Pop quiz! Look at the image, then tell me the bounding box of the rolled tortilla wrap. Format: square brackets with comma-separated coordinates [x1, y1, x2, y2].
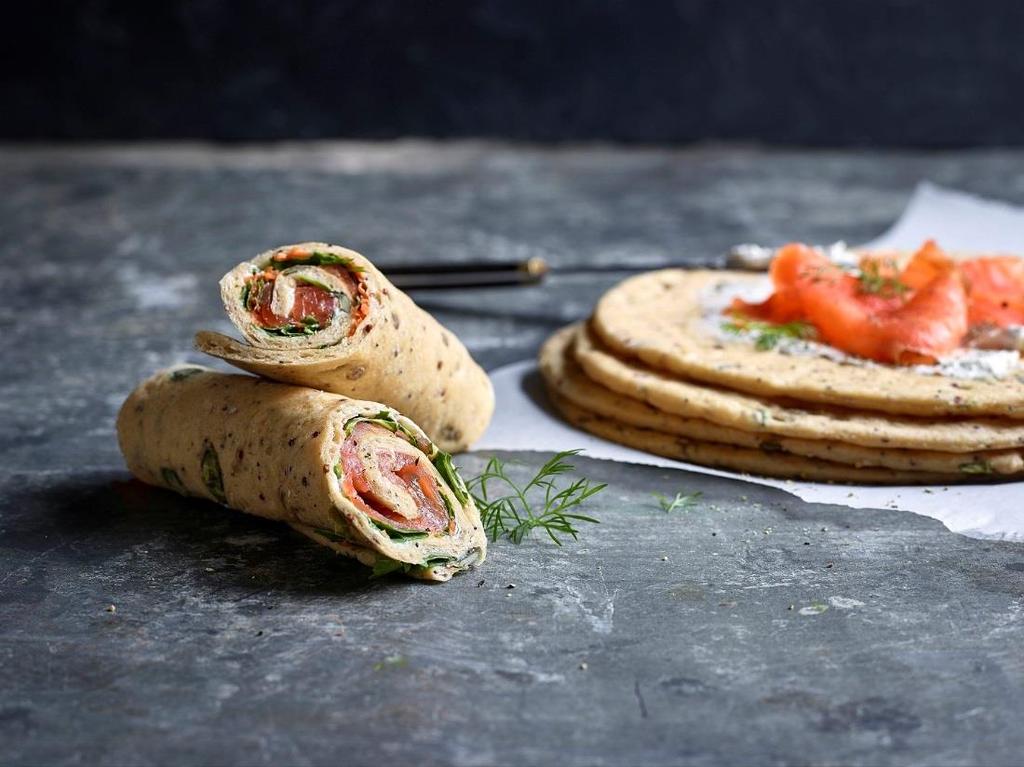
[116, 366, 487, 581]
[195, 242, 494, 453]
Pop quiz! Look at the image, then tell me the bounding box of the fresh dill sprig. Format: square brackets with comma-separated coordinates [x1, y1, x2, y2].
[722, 318, 816, 350]
[653, 490, 703, 513]
[467, 450, 604, 545]
[857, 259, 908, 297]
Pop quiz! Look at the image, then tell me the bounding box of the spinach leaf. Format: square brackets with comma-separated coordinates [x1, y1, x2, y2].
[370, 519, 430, 541]
[169, 367, 204, 382]
[308, 525, 352, 544]
[268, 251, 364, 272]
[370, 559, 412, 579]
[200, 442, 227, 504]
[160, 467, 187, 494]
[370, 555, 455, 579]
[432, 450, 469, 505]
[262, 317, 321, 337]
[960, 460, 994, 475]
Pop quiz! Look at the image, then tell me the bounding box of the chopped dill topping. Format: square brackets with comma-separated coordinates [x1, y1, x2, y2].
[723, 318, 817, 350]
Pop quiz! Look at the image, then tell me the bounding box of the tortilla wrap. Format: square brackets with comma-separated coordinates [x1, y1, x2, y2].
[592, 269, 1024, 418]
[541, 325, 1024, 476]
[547, 391, 969, 485]
[195, 242, 493, 453]
[117, 366, 486, 581]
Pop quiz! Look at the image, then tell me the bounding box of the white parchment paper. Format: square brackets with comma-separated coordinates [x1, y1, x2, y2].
[478, 183, 1024, 541]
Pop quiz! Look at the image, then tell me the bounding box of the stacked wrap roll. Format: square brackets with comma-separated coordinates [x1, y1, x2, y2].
[117, 366, 487, 581]
[195, 242, 494, 453]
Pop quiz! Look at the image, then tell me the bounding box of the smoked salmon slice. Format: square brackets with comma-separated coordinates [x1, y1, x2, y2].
[340, 422, 452, 534]
[730, 241, 975, 365]
[961, 256, 1024, 328]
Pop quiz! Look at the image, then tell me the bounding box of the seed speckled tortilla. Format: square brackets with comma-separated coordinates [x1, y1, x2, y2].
[116, 366, 486, 582]
[195, 242, 493, 453]
[547, 390, 970, 485]
[574, 321, 1024, 453]
[591, 269, 1024, 418]
[541, 324, 1024, 475]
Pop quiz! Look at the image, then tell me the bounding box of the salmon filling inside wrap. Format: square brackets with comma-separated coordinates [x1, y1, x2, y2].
[197, 242, 496, 453]
[116, 367, 486, 581]
[338, 421, 456, 537]
[242, 247, 371, 338]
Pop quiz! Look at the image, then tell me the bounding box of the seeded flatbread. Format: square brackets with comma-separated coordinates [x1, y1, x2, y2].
[541, 325, 1023, 476]
[592, 269, 1024, 418]
[117, 366, 486, 581]
[574, 321, 1024, 453]
[196, 242, 493, 453]
[547, 390, 969, 485]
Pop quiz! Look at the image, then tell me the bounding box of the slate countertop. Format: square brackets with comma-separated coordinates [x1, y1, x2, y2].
[2, 142, 1023, 766]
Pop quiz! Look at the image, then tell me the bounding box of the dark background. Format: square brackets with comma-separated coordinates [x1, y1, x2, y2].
[4, 0, 1024, 146]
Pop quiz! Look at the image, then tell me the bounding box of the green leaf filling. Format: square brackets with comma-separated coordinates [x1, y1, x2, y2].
[243, 277, 264, 312]
[293, 274, 335, 291]
[370, 559, 411, 579]
[262, 316, 321, 337]
[369, 555, 453, 579]
[370, 519, 429, 541]
[169, 367, 204, 382]
[431, 450, 470, 506]
[160, 467, 186, 494]
[309, 526, 351, 544]
[265, 251, 364, 272]
[959, 460, 994, 475]
[345, 410, 399, 436]
[343, 411, 423, 446]
[200, 442, 227, 504]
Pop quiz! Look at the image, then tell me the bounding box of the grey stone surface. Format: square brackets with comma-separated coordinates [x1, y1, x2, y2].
[2, 142, 1024, 765]
[3, 454, 1024, 766]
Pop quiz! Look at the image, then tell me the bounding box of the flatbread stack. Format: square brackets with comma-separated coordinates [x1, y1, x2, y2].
[540, 268, 1024, 484]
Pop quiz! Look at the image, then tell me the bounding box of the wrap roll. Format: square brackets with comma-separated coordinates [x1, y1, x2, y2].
[195, 242, 494, 453]
[116, 366, 487, 581]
